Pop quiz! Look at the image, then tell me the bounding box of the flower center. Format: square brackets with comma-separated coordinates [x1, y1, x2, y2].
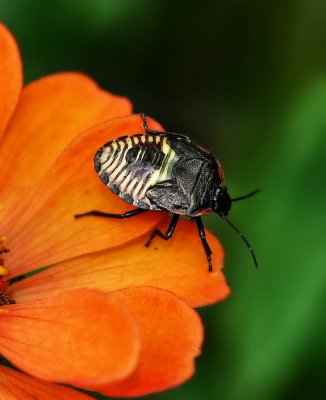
[0, 235, 15, 306]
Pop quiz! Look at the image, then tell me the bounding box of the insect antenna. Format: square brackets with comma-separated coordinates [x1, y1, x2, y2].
[219, 213, 258, 268]
[232, 189, 260, 202]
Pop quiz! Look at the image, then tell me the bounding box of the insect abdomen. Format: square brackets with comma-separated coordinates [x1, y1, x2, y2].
[95, 134, 178, 209]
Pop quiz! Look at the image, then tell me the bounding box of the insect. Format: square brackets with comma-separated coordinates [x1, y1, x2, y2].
[75, 114, 258, 271]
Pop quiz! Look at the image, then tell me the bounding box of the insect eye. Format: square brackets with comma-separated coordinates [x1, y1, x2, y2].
[214, 187, 231, 215]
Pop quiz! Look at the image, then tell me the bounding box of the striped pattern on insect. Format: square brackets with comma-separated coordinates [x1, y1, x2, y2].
[75, 114, 258, 271]
[95, 133, 179, 211]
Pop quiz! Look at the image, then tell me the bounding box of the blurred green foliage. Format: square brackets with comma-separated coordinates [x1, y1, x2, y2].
[1, 0, 325, 399]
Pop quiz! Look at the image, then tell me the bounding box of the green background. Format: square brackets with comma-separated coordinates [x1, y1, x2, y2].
[1, 1, 325, 399]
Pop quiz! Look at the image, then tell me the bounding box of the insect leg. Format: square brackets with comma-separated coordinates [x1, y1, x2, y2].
[140, 113, 164, 136]
[140, 113, 191, 141]
[145, 214, 180, 247]
[195, 217, 213, 272]
[74, 208, 148, 219]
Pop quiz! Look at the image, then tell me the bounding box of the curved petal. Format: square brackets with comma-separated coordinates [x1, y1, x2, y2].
[6, 115, 166, 277]
[13, 219, 230, 308]
[0, 72, 131, 234]
[0, 289, 140, 387]
[96, 287, 204, 397]
[0, 23, 22, 141]
[0, 366, 94, 400]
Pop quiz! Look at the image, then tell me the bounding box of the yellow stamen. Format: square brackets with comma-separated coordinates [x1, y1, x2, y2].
[0, 266, 8, 276]
[0, 235, 9, 254]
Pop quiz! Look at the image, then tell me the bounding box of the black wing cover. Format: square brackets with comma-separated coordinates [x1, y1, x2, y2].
[146, 137, 222, 216]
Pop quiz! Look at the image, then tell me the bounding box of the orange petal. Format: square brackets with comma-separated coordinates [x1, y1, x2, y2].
[13, 218, 230, 308]
[0, 366, 94, 400]
[0, 289, 140, 387]
[6, 115, 166, 277]
[96, 287, 203, 397]
[0, 23, 22, 141]
[0, 72, 131, 234]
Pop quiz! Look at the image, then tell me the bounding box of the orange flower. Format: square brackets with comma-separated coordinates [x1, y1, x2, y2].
[0, 366, 95, 399]
[0, 23, 230, 398]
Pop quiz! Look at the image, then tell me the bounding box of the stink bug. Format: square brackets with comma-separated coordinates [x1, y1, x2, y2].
[75, 114, 258, 271]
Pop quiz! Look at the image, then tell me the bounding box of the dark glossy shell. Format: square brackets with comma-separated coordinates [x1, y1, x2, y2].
[95, 133, 224, 216]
